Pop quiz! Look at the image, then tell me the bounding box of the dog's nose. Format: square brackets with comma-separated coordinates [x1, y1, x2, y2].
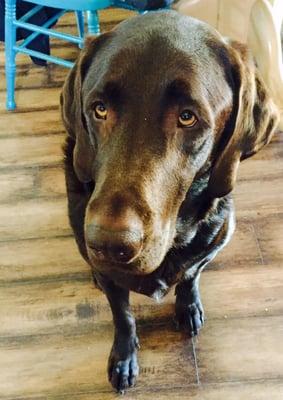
[85, 209, 143, 264]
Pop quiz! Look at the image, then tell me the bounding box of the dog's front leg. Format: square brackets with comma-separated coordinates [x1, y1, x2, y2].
[96, 275, 139, 393]
[174, 271, 204, 337]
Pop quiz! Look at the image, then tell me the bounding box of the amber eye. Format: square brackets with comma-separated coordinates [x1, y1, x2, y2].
[94, 102, 107, 120]
[178, 110, 197, 127]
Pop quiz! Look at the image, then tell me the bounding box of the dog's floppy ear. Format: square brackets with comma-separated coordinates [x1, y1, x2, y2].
[208, 40, 279, 198]
[60, 34, 111, 183]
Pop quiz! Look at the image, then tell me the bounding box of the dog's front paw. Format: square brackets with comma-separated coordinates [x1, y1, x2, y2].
[174, 298, 205, 337]
[108, 336, 140, 393]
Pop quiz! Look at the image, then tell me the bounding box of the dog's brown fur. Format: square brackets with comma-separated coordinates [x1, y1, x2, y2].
[61, 11, 279, 393]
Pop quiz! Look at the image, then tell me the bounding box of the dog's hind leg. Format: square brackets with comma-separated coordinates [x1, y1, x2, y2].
[174, 206, 235, 336]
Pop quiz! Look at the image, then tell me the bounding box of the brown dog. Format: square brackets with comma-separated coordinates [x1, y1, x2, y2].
[61, 10, 279, 393]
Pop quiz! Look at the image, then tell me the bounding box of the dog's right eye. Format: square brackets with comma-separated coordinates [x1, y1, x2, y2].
[93, 102, 107, 120]
[178, 110, 198, 128]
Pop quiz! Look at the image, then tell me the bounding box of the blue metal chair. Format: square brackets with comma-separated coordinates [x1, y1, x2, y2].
[5, 0, 111, 110]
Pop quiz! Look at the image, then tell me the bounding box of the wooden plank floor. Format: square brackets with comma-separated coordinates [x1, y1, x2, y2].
[1, 9, 283, 400]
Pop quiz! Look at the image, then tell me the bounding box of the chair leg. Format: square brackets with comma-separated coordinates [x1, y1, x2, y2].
[75, 11, 84, 49]
[87, 10, 100, 35]
[5, 0, 17, 110]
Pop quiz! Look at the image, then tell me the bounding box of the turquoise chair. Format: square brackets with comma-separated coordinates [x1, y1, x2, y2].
[5, 0, 111, 110]
[5, 0, 172, 110]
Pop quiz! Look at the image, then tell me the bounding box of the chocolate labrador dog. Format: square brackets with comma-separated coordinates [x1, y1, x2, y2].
[61, 10, 279, 393]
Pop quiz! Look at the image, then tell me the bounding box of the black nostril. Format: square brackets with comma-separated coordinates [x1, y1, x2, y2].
[108, 244, 135, 263]
[87, 242, 107, 261]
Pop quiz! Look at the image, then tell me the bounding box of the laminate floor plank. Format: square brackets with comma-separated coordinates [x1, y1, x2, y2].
[0, 134, 64, 168]
[253, 213, 283, 264]
[0, 167, 65, 204]
[196, 316, 283, 384]
[18, 381, 282, 400]
[235, 177, 283, 218]
[0, 324, 196, 398]
[1, 261, 282, 338]
[0, 236, 87, 282]
[0, 88, 61, 113]
[0, 198, 70, 242]
[0, 110, 64, 138]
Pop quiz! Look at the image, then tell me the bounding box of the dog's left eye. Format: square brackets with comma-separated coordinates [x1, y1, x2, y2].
[94, 102, 107, 120]
[178, 110, 198, 127]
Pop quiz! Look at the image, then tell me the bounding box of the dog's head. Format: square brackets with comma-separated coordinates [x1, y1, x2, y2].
[61, 11, 279, 275]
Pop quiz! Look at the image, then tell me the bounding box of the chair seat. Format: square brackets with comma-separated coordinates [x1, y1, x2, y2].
[24, 0, 112, 11]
